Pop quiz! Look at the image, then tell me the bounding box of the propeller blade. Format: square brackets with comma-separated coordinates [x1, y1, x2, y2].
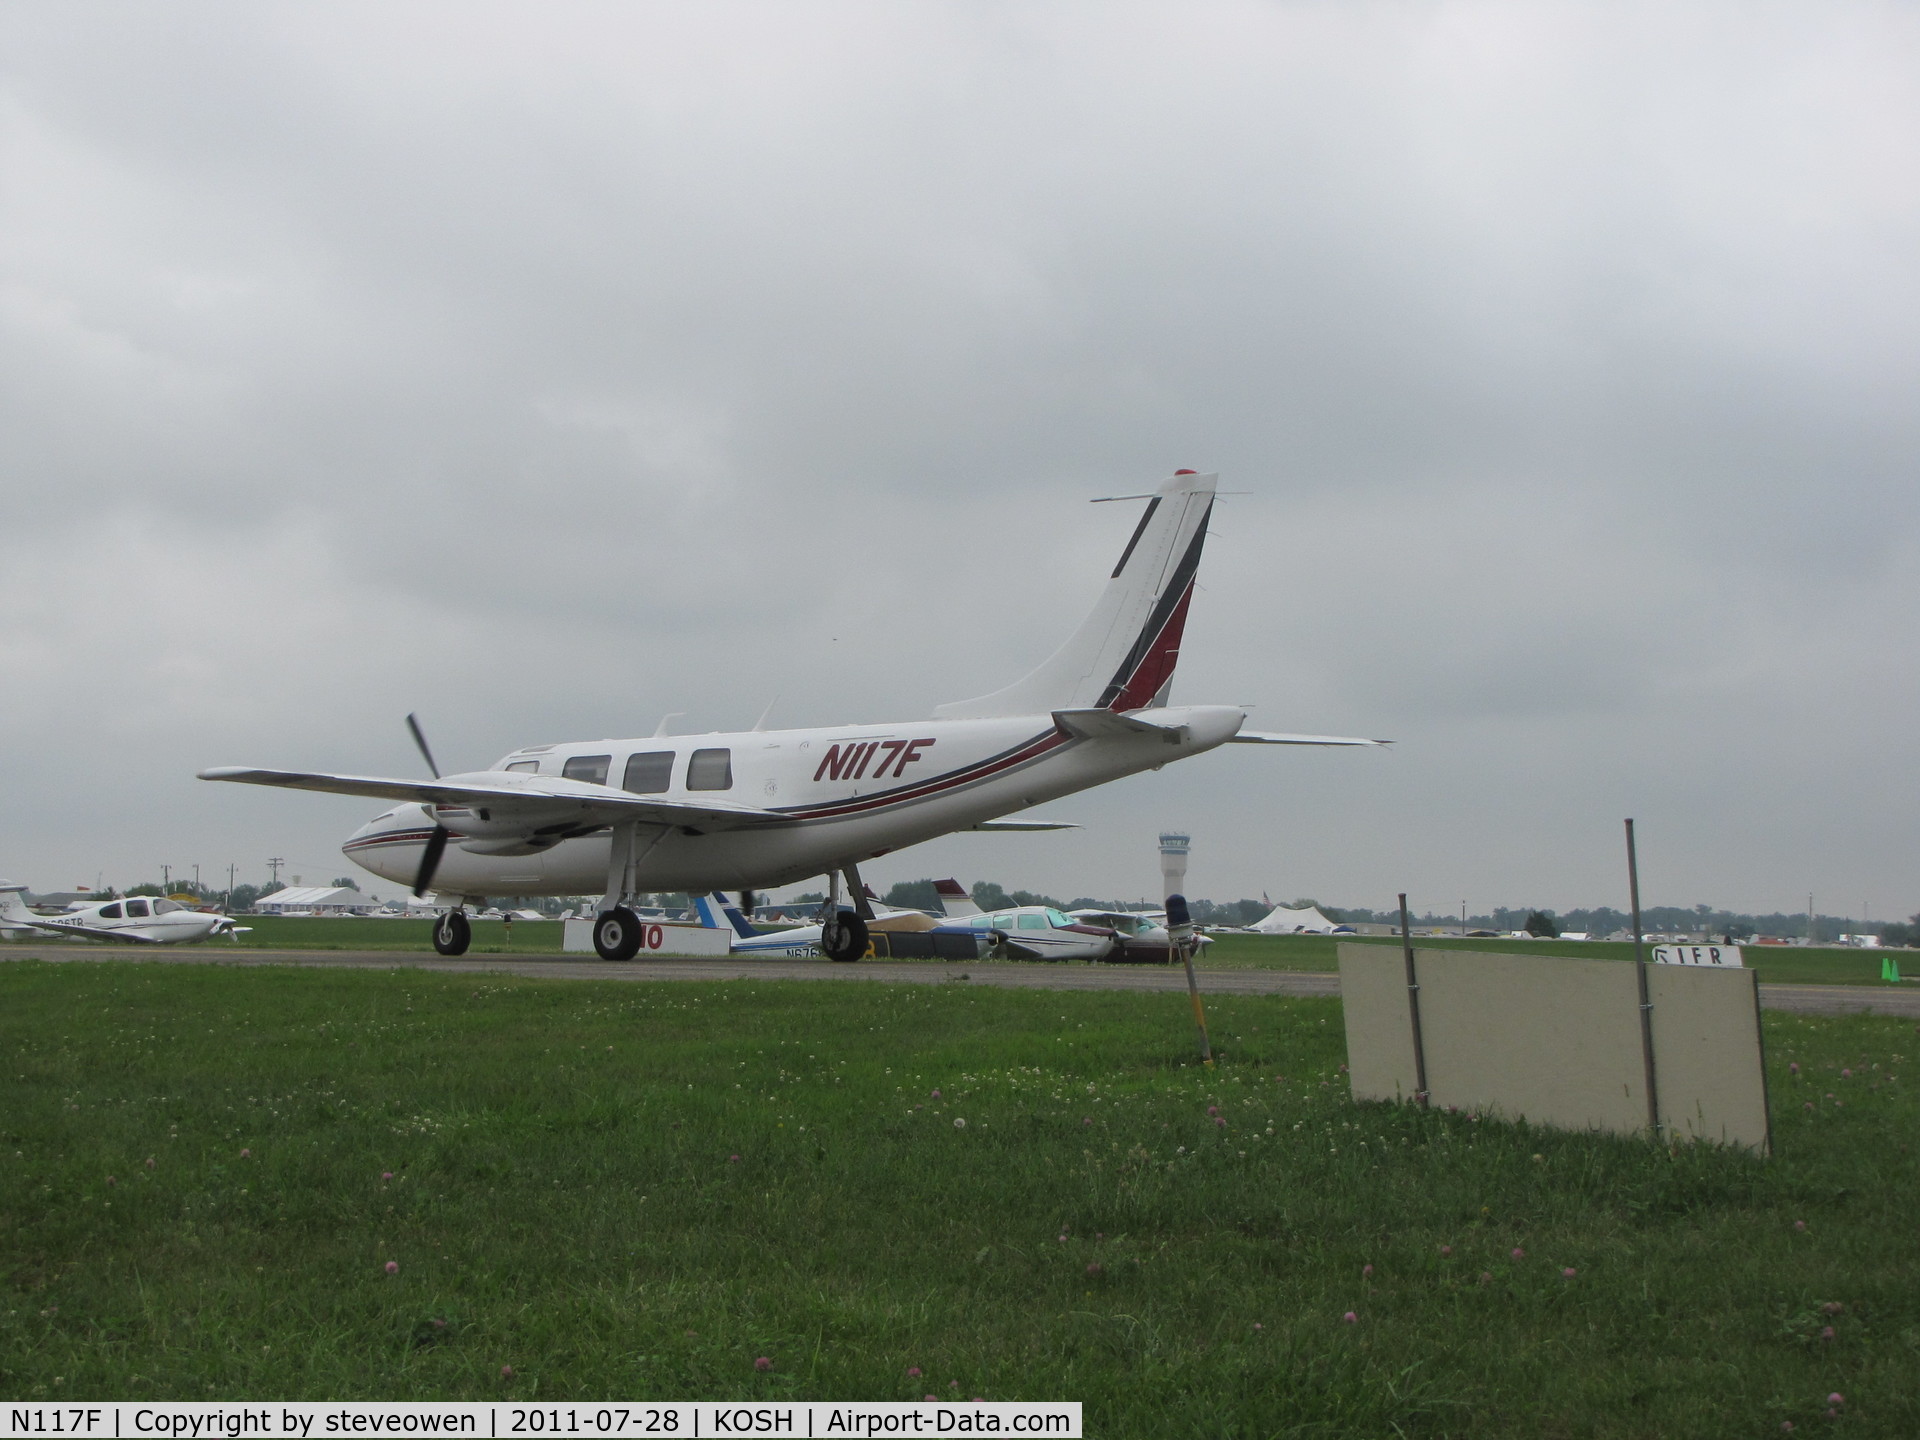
[412, 826, 450, 898]
[739, 890, 757, 918]
[405, 713, 441, 779]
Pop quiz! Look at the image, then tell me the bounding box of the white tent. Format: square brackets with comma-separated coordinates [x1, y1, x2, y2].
[1248, 903, 1339, 934]
[254, 886, 380, 914]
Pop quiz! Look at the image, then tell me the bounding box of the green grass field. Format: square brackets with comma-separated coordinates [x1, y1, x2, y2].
[23, 916, 1909, 987]
[3, 961, 1915, 1434]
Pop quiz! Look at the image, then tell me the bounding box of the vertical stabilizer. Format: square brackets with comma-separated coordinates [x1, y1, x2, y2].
[0, 883, 35, 930]
[933, 879, 982, 917]
[694, 891, 760, 939]
[934, 470, 1216, 719]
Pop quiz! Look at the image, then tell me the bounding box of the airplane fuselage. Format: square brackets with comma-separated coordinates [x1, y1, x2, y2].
[343, 704, 1246, 898]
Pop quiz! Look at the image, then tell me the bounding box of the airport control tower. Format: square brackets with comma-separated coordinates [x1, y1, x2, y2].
[1158, 831, 1190, 901]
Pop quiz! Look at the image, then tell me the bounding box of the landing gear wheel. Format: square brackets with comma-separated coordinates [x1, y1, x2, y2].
[821, 910, 869, 963]
[432, 911, 471, 957]
[594, 906, 644, 962]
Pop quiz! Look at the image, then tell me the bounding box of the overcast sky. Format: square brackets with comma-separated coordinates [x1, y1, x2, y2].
[3, 2, 1915, 919]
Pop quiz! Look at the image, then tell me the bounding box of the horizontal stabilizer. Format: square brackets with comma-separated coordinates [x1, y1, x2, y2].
[1228, 731, 1391, 747]
[964, 819, 1079, 832]
[197, 766, 781, 830]
[1052, 708, 1188, 744]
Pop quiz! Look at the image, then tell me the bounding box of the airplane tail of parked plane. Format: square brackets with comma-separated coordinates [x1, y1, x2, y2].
[691, 891, 760, 939]
[933, 879, 982, 917]
[0, 881, 34, 929]
[933, 469, 1216, 720]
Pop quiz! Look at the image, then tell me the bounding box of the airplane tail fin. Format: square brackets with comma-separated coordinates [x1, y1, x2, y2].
[0, 882, 34, 928]
[933, 879, 982, 917]
[934, 469, 1216, 719]
[693, 890, 760, 940]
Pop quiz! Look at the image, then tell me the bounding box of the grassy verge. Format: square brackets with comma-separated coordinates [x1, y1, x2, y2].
[3, 961, 1915, 1434]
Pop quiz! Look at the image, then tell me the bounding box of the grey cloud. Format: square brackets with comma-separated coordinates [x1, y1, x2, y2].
[2, 2, 1916, 913]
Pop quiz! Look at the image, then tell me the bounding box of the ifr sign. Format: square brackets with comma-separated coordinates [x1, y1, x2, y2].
[1653, 943, 1744, 968]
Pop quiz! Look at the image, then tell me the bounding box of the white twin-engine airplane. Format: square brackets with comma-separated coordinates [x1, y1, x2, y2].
[200, 470, 1385, 962]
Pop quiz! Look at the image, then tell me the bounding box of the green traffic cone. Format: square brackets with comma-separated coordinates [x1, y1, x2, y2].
[1893, 958, 1904, 983]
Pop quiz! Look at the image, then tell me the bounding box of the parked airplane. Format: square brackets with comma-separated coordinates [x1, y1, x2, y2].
[200, 469, 1385, 961]
[686, 890, 974, 958]
[929, 879, 1122, 961]
[1067, 907, 1210, 963]
[0, 883, 249, 945]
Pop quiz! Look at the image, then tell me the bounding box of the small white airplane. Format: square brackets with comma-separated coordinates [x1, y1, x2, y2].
[0, 882, 250, 945]
[1066, 907, 1210, 962]
[929, 878, 1121, 961]
[200, 470, 1385, 961]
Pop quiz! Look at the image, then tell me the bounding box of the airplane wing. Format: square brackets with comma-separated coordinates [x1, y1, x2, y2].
[5, 918, 163, 943]
[197, 767, 783, 830]
[964, 820, 1079, 832]
[1228, 732, 1391, 747]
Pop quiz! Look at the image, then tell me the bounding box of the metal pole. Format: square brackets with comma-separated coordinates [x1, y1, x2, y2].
[1399, 893, 1428, 1101]
[1626, 820, 1644, 966]
[1626, 818, 1660, 1138]
[1167, 894, 1212, 1066]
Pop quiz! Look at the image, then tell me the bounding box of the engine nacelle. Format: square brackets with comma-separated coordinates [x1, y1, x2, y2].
[457, 836, 559, 857]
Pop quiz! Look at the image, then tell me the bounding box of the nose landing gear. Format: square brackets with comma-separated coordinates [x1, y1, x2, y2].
[432, 910, 471, 956]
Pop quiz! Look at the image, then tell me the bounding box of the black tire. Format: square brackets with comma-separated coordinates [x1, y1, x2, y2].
[432, 911, 471, 957]
[821, 909, 869, 963]
[594, 906, 644, 962]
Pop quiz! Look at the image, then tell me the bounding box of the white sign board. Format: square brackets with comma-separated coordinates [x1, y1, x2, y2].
[562, 918, 731, 956]
[1653, 943, 1743, 968]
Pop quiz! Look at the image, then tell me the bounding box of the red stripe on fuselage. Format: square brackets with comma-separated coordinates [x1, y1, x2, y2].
[775, 728, 1066, 821]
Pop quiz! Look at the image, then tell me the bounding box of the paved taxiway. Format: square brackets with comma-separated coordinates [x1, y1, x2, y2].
[4, 945, 1918, 1016]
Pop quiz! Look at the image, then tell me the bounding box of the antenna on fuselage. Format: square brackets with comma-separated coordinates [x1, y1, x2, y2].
[752, 696, 780, 732]
[653, 713, 683, 738]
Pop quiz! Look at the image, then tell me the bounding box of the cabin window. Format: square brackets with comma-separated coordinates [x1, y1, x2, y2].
[686, 748, 732, 791]
[562, 754, 611, 786]
[125, 899, 151, 918]
[504, 760, 539, 774]
[622, 751, 675, 794]
[1018, 913, 1048, 930]
[99, 903, 123, 919]
[992, 914, 1015, 929]
[154, 899, 182, 914]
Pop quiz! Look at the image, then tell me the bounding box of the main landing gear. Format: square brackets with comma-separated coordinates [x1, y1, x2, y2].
[819, 863, 875, 962]
[593, 906, 644, 962]
[432, 910, 471, 957]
